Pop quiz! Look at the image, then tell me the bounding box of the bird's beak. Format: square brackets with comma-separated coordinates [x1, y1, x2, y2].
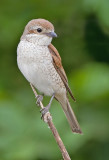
[45, 31, 57, 38]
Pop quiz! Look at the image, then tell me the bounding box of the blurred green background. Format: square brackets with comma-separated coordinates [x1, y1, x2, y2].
[0, 0, 109, 160]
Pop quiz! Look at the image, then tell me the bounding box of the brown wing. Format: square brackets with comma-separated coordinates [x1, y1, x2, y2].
[48, 44, 76, 101]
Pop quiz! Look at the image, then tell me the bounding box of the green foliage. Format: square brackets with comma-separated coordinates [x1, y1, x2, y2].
[0, 0, 109, 160]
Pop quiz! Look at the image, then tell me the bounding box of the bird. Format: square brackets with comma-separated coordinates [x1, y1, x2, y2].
[17, 18, 82, 134]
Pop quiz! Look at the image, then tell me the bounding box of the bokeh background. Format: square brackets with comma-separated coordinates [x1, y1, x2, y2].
[0, 0, 109, 160]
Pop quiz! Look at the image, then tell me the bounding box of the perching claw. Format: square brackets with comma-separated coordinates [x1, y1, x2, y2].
[40, 94, 55, 117]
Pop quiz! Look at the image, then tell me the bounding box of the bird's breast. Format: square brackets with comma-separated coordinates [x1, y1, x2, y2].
[17, 40, 65, 96]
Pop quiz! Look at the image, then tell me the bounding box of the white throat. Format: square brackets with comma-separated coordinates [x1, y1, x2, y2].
[25, 34, 52, 46]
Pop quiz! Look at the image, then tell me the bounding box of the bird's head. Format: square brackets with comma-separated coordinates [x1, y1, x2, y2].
[21, 19, 57, 45]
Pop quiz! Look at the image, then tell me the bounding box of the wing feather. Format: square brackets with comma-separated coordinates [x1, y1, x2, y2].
[48, 44, 76, 101]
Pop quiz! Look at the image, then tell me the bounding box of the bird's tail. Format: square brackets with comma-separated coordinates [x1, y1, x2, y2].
[58, 97, 82, 134]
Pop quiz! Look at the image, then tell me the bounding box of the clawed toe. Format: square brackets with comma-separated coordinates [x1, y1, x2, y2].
[36, 95, 43, 106]
[40, 106, 49, 116]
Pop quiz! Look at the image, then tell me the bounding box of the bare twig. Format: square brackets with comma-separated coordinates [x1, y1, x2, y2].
[30, 83, 71, 160]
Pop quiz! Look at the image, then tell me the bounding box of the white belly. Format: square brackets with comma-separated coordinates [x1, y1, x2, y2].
[17, 40, 64, 96]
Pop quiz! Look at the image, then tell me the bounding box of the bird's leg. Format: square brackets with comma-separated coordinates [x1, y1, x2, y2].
[36, 94, 44, 106]
[40, 93, 55, 116]
[30, 83, 44, 106]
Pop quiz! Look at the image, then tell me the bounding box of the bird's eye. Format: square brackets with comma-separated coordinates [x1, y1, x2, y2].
[37, 28, 42, 33]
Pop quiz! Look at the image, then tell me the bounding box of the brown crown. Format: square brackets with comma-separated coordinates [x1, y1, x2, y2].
[26, 19, 54, 31]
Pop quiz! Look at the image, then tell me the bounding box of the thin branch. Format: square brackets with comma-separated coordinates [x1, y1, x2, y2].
[30, 83, 71, 160]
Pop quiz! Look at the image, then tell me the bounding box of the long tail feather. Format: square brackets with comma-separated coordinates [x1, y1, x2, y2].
[61, 99, 82, 134]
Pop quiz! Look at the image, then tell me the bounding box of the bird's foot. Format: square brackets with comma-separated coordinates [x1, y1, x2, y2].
[40, 105, 50, 116]
[36, 95, 43, 106]
[40, 93, 55, 118]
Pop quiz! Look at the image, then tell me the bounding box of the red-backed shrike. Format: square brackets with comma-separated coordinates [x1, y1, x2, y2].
[17, 19, 82, 134]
